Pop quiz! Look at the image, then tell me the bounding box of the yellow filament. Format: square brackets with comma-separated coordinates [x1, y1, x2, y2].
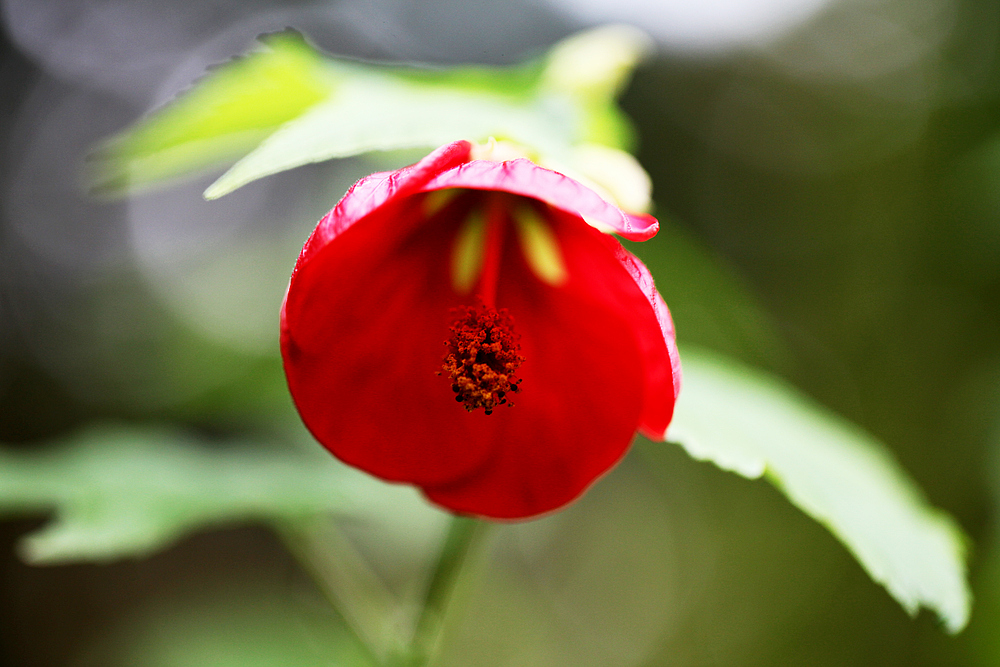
[515, 208, 567, 286]
[451, 212, 485, 293]
[424, 189, 459, 217]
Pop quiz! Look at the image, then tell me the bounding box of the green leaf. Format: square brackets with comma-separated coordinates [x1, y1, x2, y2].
[203, 64, 575, 199]
[538, 24, 653, 150]
[539, 24, 654, 102]
[204, 26, 658, 200]
[88, 26, 652, 199]
[0, 424, 444, 564]
[87, 31, 336, 195]
[666, 348, 971, 633]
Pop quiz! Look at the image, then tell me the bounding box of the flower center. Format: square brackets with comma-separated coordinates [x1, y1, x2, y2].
[439, 301, 524, 415]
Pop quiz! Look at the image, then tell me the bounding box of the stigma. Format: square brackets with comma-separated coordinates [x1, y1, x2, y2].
[440, 301, 524, 415]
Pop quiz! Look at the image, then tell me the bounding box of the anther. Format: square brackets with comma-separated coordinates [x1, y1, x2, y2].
[438, 300, 524, 414]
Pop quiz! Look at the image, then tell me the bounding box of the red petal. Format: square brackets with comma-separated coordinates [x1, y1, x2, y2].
[419, 211, 663, 519]
[418, 159, 659, 241]
[282, 145, 678, 518]
[600, 238, 681, 440]
[299, 140, 472, 259]
[282, 194, 496, 487]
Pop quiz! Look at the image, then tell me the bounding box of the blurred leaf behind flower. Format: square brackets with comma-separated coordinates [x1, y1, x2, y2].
[86, 26, 653, 210]
[0, 424, 447, 565]
[86, 31, 335, 196]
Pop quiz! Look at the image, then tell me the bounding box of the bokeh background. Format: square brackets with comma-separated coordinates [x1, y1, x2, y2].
[1, 0, 999, 665]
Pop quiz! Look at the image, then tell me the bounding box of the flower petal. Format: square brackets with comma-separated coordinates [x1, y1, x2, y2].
[418, 158, 659, 241]
[601, 238, 681, 440]
[282, 144, 677, 519]
[300, 140, 472, 257]
[282, 192, 496, 487]
[419, 211, 660, 518]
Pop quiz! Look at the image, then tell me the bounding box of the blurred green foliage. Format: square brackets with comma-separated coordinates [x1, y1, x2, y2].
[88, 27, 649, 202]
[88, 32, 336, 194]
[75, 575, 376, 667]
[0, 424, 444, 564]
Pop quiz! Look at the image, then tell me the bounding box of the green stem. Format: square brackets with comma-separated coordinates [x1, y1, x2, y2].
[408, 516, 484, 666]
[280, 514, 487, 667]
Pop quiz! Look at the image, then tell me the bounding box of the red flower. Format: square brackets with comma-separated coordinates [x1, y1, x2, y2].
[280, 141, 681, 519]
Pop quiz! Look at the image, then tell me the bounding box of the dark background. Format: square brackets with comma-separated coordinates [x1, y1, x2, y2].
[1, 0, 998, 664]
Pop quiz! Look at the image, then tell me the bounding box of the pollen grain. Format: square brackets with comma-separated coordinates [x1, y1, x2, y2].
[439, 301, 524, 415]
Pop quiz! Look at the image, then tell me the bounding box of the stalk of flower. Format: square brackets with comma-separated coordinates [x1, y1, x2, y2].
[281, 140, 680, 519]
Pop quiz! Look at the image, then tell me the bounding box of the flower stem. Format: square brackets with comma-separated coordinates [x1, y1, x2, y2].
[407, 516, 484, 665]
[282, 514, 488, 667]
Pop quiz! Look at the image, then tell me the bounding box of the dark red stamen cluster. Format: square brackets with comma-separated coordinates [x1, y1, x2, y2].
[440, 301, 524, 415]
